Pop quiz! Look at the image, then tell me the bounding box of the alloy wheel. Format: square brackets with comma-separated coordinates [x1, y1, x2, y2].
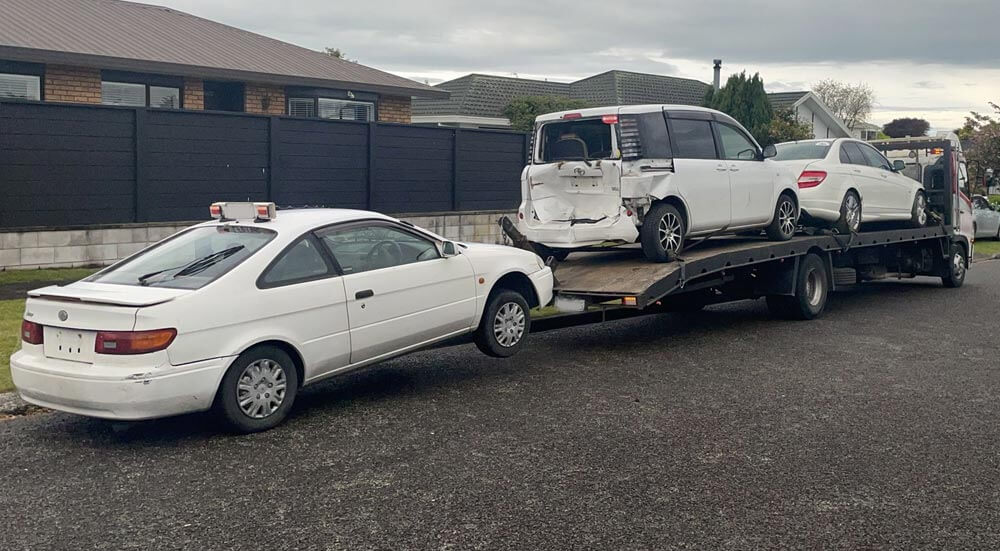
[493, 302, 526, 348]
[778, 200, 797, 237]
[916, 194, 928, 226]
[952, 251, 966, 281]
[237, 359, 287, 419]
[658, 212, 683, 254]
[845, 194, 861, 232]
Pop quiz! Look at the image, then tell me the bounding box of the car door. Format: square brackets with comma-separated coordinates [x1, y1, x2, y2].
[859, 143, 910, 216]
[714, 122, 772, 226]
[317, 222, 477, 365]
[666, 116, 731, 232]
[842, 141, 887, 216]
[257, 234, 351, 381]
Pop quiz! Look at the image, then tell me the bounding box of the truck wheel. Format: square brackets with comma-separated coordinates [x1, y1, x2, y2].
[766, 253, 829, 320]
[765, 194, 798, 241]
[835, 191, 862, 234]
[474, 290, 531, 358]
[216, 345, 299, 434]
[909, 191, 929, 227]
[641, 203, 685, 262]
[941, 245, 967, 288]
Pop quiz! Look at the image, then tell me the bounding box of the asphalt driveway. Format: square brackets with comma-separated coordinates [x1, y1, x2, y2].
[1, 262, 999, 550]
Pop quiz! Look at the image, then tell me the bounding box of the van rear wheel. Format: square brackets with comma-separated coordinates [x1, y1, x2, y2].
[641, 203, 685, 262]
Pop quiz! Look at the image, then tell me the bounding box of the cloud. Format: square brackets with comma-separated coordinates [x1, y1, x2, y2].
[913, 81, 945, 89]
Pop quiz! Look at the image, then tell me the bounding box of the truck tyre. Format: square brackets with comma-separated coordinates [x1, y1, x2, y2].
[909, 191, 929, 228]
[765, 194, 798, 241]
[216, 345, 299, 434]
[835, 191, 862, 234]
[941, 244, 967, 288]
[641, 203, 685, 262]
[766, 253, 829, 320]
[474, 290, 531, 358]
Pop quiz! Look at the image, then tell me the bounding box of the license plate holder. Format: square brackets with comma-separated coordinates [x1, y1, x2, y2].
[44, 327, 96, 364]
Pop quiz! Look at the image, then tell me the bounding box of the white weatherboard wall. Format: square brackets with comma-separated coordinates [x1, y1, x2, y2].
[0, 211, 516, 270]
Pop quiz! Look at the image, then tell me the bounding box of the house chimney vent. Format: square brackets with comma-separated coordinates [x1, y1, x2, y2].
[713, 59, 722, 91]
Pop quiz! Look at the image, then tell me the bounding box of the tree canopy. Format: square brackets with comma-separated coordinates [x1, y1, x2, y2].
[960, 102, 1000, 193]
[768, 108, 815, 144]
[502, 96, 590, 132]
[811, 80, 875, 130]
[883, 118, 930, 138]
[704, 72, 773, 144]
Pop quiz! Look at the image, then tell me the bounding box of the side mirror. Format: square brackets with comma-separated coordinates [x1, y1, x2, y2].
[441, 241, 459, 257]
[761, 144, 777, 159]
[892, 159, 906, 172]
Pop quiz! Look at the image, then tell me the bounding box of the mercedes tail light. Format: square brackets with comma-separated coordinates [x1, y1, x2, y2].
[21, 320, 43, 345]
[95, 329, 177, 355]
[797, 170, 827, 189]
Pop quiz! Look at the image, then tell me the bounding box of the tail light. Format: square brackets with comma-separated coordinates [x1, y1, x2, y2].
[601, 114, 619, 124]
[797, 170, 827, 189]
[561, 113, 582, 120]
[95, 329, 177, 355]
[21, 320, 43, 345]
[209, 203, 223, 218]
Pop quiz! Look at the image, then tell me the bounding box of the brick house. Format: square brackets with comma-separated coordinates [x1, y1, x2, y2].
[0, 0, 444, 122]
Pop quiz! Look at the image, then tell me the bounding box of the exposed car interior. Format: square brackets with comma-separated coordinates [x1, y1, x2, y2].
[541, 119, 614, 161]
[320, 225, 440, 274]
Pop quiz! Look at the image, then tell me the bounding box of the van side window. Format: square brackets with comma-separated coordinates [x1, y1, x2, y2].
[670, 119, 717, 160]
[622, 112, 671, 159]
[716, 123, 758, 160]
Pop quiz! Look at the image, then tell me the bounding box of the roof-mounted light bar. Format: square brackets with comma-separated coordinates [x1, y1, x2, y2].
[209, 202, 277, 222]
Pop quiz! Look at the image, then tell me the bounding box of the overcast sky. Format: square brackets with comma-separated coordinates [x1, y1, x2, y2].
[159, 0, 999, 131]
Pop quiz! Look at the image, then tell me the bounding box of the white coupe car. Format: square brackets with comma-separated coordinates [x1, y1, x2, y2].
[771, 138, 929, 233]
[11, 203, 553, 432]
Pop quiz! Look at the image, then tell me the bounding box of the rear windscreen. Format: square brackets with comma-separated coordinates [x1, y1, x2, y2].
[538, 118, 614, 162]
[773, 142, 832, 160]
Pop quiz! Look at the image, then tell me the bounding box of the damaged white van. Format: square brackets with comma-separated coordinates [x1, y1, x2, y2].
[516, 105, 801, 262]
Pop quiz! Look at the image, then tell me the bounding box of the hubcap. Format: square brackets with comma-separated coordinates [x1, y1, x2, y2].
[493, 302, 526, 348]
[916, 194, 927, 226]
[658, 213, 683, 253]
[953, 252, 965, 281]
[779, 200, 797, 236]
[845, 194, 861, 231]
[805, 269, 823, 307]
[237, 359, 287, 419]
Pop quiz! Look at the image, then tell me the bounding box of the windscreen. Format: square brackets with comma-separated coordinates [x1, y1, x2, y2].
[538, 118, 615, 162]
[773, 141, 833, 161]
[86, 225, 276, 289]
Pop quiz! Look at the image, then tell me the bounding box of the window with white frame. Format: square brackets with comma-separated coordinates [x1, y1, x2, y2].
[0, 73, 41, 100]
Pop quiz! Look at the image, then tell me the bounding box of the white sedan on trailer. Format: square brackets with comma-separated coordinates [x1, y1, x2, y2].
[11, 203, 553, 432]
[771, 138, 929, 233]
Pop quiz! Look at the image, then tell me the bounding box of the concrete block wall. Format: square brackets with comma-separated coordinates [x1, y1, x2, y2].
[0, 223, 191, 270]
[0, 211, 515, 270]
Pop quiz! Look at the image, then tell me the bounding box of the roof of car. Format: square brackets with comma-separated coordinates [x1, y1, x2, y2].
[196, 208, 396, 236]
[535, 104, 721, 123]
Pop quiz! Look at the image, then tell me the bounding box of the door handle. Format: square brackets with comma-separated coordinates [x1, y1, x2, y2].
[355, 289, 374, 299]
[716, 164, 728, 172]
[729, 164, 740, 172]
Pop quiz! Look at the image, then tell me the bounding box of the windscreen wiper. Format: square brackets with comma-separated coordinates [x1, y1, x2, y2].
[137, 245, 245, 286]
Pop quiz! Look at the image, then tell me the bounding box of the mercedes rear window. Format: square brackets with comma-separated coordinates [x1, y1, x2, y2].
[538, 118, 615, 162]
[773, 142, 833, 160]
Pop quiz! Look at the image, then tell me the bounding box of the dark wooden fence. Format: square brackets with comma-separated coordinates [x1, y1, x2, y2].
[0, 101, 528, 229]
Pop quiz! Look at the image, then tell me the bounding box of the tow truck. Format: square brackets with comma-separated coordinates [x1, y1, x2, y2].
[501, 138, 973, 331]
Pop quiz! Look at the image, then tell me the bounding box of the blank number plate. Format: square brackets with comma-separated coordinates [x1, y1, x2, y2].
[44, 327, 96, 364]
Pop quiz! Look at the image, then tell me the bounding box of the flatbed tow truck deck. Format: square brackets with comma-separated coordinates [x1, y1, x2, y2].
[552, 226, 951, 308]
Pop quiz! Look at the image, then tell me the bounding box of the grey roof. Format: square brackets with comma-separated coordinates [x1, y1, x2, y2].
[0, 0, 445, 98]
[572, 70, 710, 106]
[414, 70, 710, 118]
[412, 74, 569, 117]
[767, 92, 810, 110]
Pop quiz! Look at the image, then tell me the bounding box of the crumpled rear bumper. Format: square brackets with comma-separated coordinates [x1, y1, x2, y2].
[516, 207, 639, 248]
